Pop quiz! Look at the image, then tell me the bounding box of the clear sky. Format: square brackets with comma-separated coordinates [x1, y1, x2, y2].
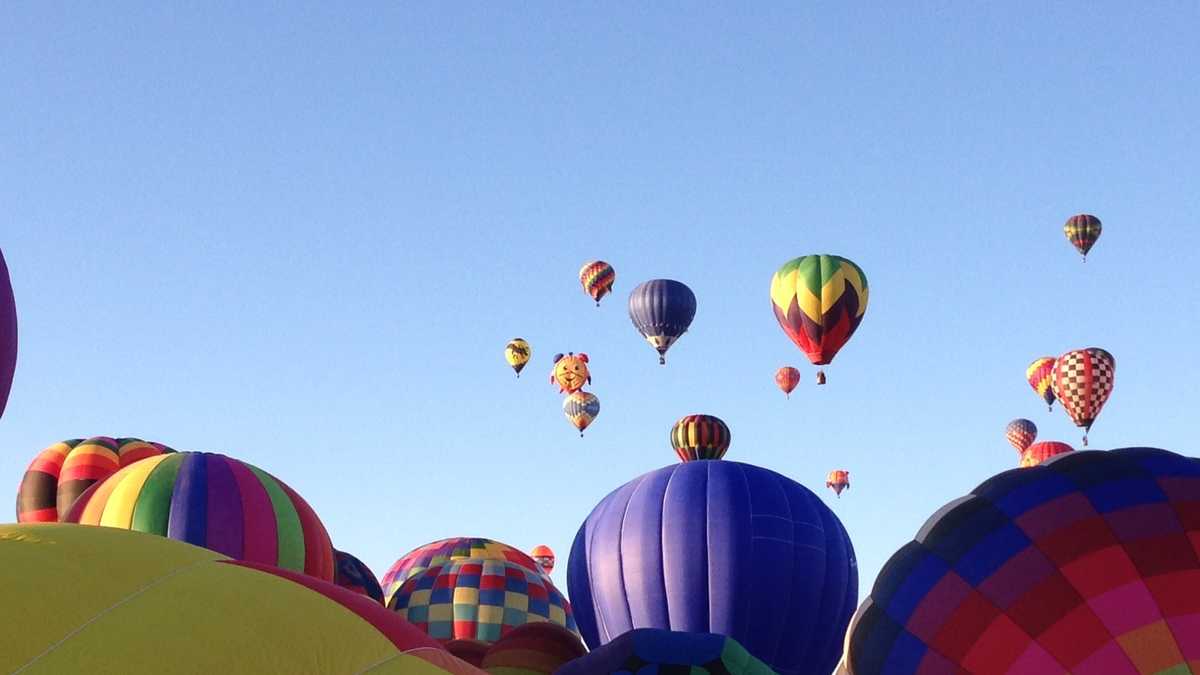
[2, 4, 1198, 603]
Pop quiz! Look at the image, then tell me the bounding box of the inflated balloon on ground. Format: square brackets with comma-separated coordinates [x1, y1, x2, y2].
[16, 437, 174, 523]
[845, 447, 1200, 674]
[568, 458, 857, 675]
[63, 451, 335, 581]
[0, 523, 481, 674]
[556, 629, 774, 675]
[387, 558, 578, 645]
[335, 549, 385, 604]
[381, 538, 543, 606]
[1019, 440, 1074, 468]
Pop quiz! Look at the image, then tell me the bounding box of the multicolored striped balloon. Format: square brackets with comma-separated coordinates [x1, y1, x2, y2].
[63, 451, 335, 581]
[381, 538, 543, 607]
[770, 255, 868, 382]
[16, 437, 174, 523]
[670, 414, 731, 462]
[387, 557, 578, 645]
[775, 366, 801, 398]
[563, 390, 600, 436]
[1026, 357, 1057, 411]
[579, 261, 615, 306]
[1019, 440, 1074, 468]
[826, 469, 850, 497]
[1004, 418, 1037, 453]
[335, 549, 385, 604]
[1064, 213, 1102, 261]
[1051, 347, 1116, 446]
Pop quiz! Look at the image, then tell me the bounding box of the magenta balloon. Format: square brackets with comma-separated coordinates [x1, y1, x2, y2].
[0, 248, 16, 419]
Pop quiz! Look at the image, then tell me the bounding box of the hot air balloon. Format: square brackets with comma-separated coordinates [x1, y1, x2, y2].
[669, 414, 731, 462]
[556, 629, 774, 675]
[335, 549, 385, 604]
[481, 622, 586, 675]
[63, 451, 336, 581]
[827, 469, 850, 497]
[505, 338, 531, 378]
[0, 248, 15, 420]
[550, 353, 590, 394]
[1051, 347, 1115, 446]
[563, 391, 600, 436]
[387, 558, 578, 645]
[775, 366, 801, 398]
[568, 459, 857, 675]
[380, 538, 543, 607]
[1026, 357, 1057, 411]
[770, 255, 868, 384]
[531, 544, 555, 574]
[844, 447, 1199, 675]
[628, 279, 696, 365]
[0, 523, 479, 675]
[1018, 440, 1074, 468]
[16, 437, 174, 523]
[579, 261, 615, 306]
[1064, 213, 1102, 261]
[1004, 418, 1037, 453]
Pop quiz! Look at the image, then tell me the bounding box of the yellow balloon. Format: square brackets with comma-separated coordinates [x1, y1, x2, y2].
[505, 338, 531, 378]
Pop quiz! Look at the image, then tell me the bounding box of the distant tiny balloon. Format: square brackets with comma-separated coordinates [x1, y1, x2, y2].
[1064, 213, 1102, 261]
[505, 338, 531, 378]
[775, 366, 800, 398]
[1005, 418, 1037, 453]
[563, 391, 600, 436]
[826, 470, 850, 497]
[579, 261, 616, 306]
[531, 544, 555, 574]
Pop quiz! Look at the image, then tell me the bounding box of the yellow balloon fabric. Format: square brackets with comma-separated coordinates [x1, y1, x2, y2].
[0, 523, 463, 674]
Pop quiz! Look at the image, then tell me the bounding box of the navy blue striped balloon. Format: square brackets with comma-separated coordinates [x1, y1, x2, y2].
[628, 279, 696, 364]
[567, 460, 858, 675]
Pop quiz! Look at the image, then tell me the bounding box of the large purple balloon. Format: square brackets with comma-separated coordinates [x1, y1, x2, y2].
[567, 459, 857, 675]
[0, 248, 16, 419]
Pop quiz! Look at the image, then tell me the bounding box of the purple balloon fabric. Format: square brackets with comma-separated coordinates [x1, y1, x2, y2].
[0, 249, 16, 419]
[567, 459, 858, 675]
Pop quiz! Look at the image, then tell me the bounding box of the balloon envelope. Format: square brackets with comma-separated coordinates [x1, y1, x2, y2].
[0, 248, 15, 420]
[579, 261, 616, 305]
[531, 544, 555, 574]
[556, 629, 775, 675]
[1005, 418, 1038, 453]
[1019, 440, 1074, 468]
[563, 391, 600, 435]
[335, 549, 385, 604]
[670, 414, 731, 462]
[63, 451, 335, 581]
[1064, 213, 1102, 259]
[0, 523, 481, 674]
[770, 255, 868, 366]
[505, 339, 531, 377]
[845, 447, 1200, 674]
[1026, 357, 1057, 410]
[381, 538, 543, 606]
[775, 366, 801, 397]
[628, 279, 697, 364]
[387, 558, 578, 645]
[568, 459, 857, 675]
[1051, 347, 1115, 445]
[827, 470, 850, 497]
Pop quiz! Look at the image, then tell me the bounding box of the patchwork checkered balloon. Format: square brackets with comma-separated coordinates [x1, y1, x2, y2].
[1026, 357, 1057, 411]
[1051, 347, 1115, 446]
[381, 538, 542, 607]
[846, 447, 1200, 674]
[387, 557, 579, 645]
[1064, 213, 1102, 260]
[1005, 418, 1037, 453]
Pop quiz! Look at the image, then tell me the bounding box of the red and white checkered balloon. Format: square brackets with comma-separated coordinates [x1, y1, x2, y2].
[1051, 347, 1115, 446]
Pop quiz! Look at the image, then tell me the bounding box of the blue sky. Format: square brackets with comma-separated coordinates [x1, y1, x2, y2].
[2, 4, 1198, 603]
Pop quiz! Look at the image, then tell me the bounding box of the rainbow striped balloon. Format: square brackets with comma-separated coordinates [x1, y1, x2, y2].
[669, 414, 731, 462]
[63, 451, 335, 581]
[16, 437, 174, 523]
